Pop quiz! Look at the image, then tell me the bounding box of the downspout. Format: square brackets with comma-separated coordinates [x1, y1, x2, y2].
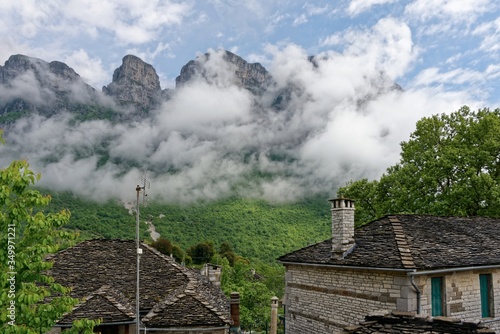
[408, 271, 421, 314]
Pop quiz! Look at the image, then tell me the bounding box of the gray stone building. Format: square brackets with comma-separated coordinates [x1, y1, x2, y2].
[47, 239, 234, 333]
[279, 198, 500, 333]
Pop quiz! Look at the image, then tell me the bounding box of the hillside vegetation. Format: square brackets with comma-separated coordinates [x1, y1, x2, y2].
[46, 191, 333, 262]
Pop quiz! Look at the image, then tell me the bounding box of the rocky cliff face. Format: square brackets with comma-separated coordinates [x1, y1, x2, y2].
[0, 54, 97, 115]
[102, 55, 163, 110]
[175, 50, 272, 94]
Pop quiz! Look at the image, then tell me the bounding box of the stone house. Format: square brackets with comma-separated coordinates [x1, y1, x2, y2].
[278, 198, 500, 334]
[47, 239, 236, 333]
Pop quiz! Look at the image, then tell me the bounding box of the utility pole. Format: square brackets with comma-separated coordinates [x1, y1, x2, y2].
[135, 174, 149, 334]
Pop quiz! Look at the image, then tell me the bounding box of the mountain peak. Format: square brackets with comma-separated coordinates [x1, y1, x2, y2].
[0, 54, 96, 118]
[102, 55, 162, 110]
[175, 50, 272, 94]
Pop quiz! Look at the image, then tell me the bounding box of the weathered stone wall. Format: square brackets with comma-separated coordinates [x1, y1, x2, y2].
[417, 268, 500, 332]
[284, 265, 414, 334]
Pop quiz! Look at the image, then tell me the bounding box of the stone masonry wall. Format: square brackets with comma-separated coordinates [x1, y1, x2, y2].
[284, 265, 414, 334]
[417, 268, 500, 332]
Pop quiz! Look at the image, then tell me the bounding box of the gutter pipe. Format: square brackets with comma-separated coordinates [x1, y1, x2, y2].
[408, 271, 421, 314]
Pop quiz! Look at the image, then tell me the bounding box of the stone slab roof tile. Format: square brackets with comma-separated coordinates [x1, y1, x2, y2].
[279, 215, 500, 270]
[48, 239, 229, 327]
[343, 312, 495, 334]
[143, 294, 229, 328]
[58, 285, 135, 324]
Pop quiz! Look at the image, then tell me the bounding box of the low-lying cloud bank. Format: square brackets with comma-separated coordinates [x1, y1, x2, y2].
[0, 19, 484, 203]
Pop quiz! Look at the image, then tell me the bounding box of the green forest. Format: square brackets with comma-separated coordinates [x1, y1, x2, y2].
[45, 191, 333, 263]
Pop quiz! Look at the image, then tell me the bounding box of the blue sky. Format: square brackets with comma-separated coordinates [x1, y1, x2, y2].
[1, 0, 499, 106]
[1, 0, 500, 201]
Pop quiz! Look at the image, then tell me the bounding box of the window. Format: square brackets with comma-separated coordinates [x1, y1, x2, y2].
[431, 277, 445, 316]
[480, 274, 494, 318]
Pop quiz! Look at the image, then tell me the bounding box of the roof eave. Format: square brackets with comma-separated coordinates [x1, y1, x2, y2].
[408, 264, 500, 276]
[279, 260, 415, 272]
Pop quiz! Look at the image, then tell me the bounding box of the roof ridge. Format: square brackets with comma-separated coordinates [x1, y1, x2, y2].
[388, 216, 416, 269]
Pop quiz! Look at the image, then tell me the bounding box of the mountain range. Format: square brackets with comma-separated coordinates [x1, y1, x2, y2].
[0, 50, 403, 203]
[0, 51, 275, 119]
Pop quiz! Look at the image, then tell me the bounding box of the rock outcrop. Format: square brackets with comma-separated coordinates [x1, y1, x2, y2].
[0, 54, 97, 116]
[175, 50, 272, 95]
[102, 55, 162, 110]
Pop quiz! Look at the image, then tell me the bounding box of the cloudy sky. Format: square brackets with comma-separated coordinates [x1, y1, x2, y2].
[1, 0, 498, 98]
[1, 0, 499, 203]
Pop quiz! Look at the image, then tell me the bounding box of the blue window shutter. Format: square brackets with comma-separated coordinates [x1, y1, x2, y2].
[431, 277, 443, 316]
[480, 274, 492, 318]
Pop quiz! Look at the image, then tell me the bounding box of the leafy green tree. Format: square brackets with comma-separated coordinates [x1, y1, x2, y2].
[150, 238, 187, 263]
[338, 179, 380, 227]
[171, 244, 187, 264]
[0, 132, 98, 333]
[150, 238, 173, 255]
[218, 241, 237, 266]
[220, 259, 273, 331]
[339, 106, 500, 225]
[187, 242, 215, 265]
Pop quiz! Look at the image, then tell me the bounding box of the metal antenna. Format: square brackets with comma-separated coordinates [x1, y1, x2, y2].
[135, 172, 150, 334]
[140, 173, 150, 206]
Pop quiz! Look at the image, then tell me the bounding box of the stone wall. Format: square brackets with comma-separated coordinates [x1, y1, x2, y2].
[284, 265, 415, 334]
[417, 268, 500, 332]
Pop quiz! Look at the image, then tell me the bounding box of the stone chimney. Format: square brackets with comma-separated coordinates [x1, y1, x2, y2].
[329, 198, 355, 259]
[270, 296, 279, 334]
[200, 263, 222, 287]
[230, 292, 241, 333]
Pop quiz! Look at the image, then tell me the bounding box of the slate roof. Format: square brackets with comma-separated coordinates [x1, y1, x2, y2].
[278, 215, 500, 270]
[57, 285, 135, 325]
[343, 311, 495, 334]
[47, 239, 230, 328]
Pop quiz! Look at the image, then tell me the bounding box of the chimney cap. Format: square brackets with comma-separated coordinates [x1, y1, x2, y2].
[328, 197, 354, 202]
[328, 197, 355, 209]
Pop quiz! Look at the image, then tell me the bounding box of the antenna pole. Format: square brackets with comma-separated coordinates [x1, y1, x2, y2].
[135, 184, 141, 334]
[135, 172, 150, 334]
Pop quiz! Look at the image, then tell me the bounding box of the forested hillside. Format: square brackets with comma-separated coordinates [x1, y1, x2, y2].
[46, 191, 332, 262]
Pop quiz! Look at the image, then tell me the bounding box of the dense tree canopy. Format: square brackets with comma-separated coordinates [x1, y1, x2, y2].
[338, 106, 500, 225]
[187, 241, 216, 265]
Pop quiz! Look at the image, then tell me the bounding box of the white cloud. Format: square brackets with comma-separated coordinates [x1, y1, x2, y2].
[318, 18, 415, 80]
[413, 67, 486, 87]
[64, 50, 109, 88]
[405, 0, 493, 22]
[347, 0, 399, 16]
[0, 0, 191, 46]
[293, 14, 308, 26]
[473, 17, 500, 53]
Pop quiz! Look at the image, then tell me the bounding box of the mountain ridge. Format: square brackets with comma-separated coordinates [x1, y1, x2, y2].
[0, 50, 273, 117]
[0, 49, 405, 204]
